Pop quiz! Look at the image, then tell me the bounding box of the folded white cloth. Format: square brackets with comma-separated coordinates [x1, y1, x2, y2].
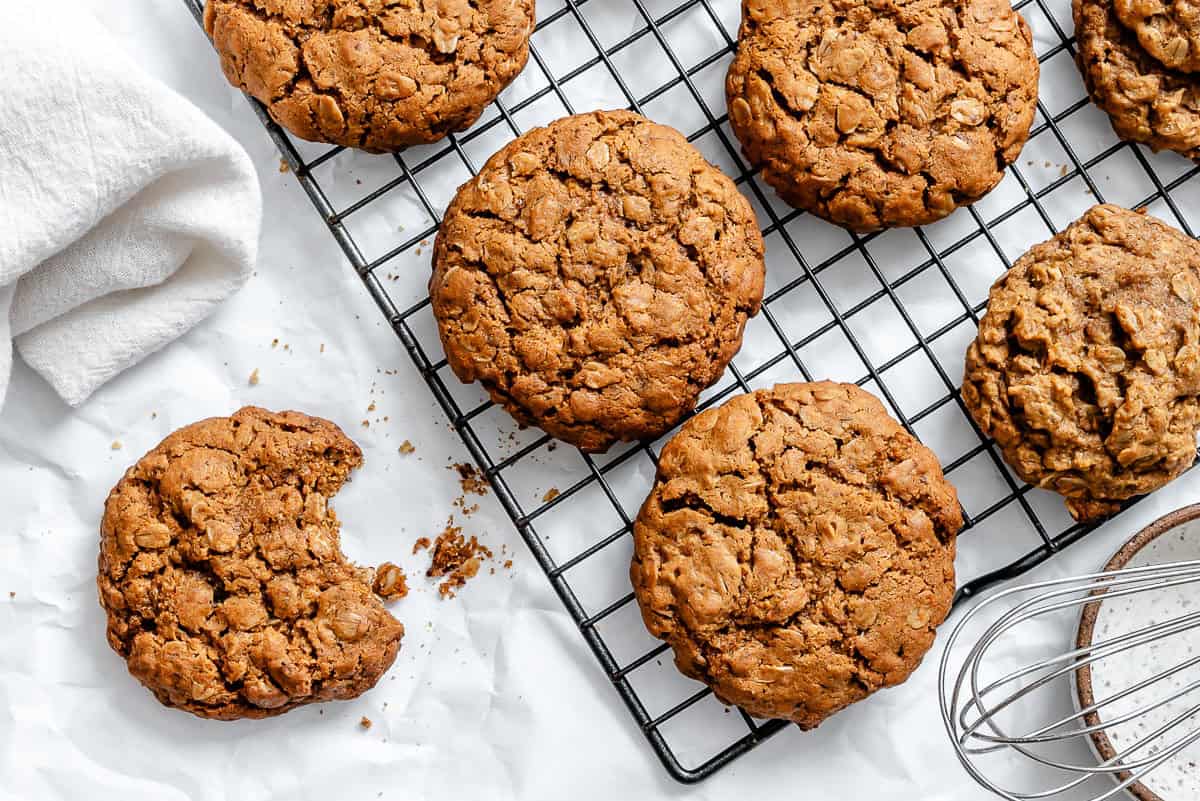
[0, 2, 261, 407]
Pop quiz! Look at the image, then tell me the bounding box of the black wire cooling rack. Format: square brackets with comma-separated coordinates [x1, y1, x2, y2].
[185, 0, 1200, 783]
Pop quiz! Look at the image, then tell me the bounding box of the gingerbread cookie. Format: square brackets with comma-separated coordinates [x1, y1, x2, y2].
[430, 110, 766, 453]
[631, 382, 960, 727]
[726, 0, 1039, 231]
[1077, 0, 1200, 160]
[98, 407, 404, 719]
[964, 205, 1200, 522]
[204, 0, 534, 151]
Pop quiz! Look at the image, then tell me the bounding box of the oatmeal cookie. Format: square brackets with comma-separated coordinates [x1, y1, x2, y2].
[204, 0, 534, 151]
[430, 110, 766, 453]
[963, 205, 1200, 522]
[98, 407, 404, 719]
[725, 0, 1039, 231]
[1076, 0, 1200, 160]
[631, 382, 960, 727]
[1114, 0, 1200, 72]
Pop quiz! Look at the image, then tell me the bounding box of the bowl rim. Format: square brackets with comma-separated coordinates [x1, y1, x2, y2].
[1075, 503, 1200, 801]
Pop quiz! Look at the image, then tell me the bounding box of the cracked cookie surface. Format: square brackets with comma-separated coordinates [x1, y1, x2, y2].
[430, 110, 766, 453]
[631, 382, 960, 727]
[203, 0, 534, 151]
[1077, 0, 1200, 160]
[725, 0, 1038, 231]
[1114, 0, 1200, 72]
[98, 407, 404, 720]
[963, 205, 1200, 522]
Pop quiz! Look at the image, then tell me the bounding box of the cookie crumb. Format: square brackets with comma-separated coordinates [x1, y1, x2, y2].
[542, 487, 560, 503]
[360, 716, 372, 730]
[320, 343, 326, 353]
[373, 562, 409, 601]
[399, 440, 415, 455]
[279, 159, 290, 173]
[451, 462, 489, 496]
[412, 537, 431, 554]
[362, 420, 370, 428]
[111, 441, 122, 451]
[453, 500, 480, 516]
[249, 368, 260, 386]
[367, 401, 377, 413]
[504, 560, 512, 570]
[425, 520, 492, 599]
[271, 338, 279, 348]
[8, 592, 14, 599]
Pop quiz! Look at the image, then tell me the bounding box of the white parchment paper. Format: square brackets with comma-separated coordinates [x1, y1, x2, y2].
[3, 1, 1200, 799]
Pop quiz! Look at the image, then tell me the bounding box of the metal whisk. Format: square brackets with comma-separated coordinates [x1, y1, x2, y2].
[939, 559, 1200, 801]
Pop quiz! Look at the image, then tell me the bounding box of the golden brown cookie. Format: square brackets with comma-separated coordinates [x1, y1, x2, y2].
[963, 205, 1200, 522]
[98, 407, 404, 720]
[631, 382, 960, 727]
[1076, 0, 1200, 160]
[430, 110, 766, 453]
[1114, 0, 1200, 72]
[203, 0, 534, 152]
[725, 0, 1039, 231]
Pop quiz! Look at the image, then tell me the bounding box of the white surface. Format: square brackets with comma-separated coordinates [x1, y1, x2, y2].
[3, 1, 1200, 800]
[0, 2, 259, 407]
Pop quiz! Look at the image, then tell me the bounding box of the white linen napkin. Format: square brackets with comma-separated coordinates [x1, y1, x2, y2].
[0, 1, 261, 407]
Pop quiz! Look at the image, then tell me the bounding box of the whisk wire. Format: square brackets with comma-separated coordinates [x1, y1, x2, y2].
[959, 605, 1200, 748]
[953, 575, 1200, 751]
[939, 559, 1200, 801]
[997, 655, 1200, 749]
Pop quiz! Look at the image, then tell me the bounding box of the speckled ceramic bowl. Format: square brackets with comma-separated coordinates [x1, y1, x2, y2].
[1075, 504, 1200, 801]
